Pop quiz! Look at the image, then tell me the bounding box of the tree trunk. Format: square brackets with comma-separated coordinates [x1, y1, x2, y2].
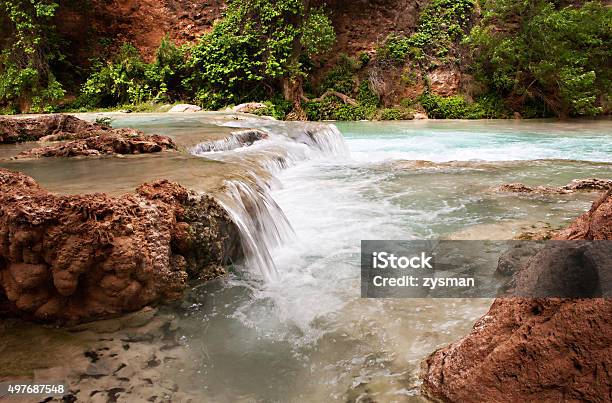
[282, 77, 307, 121]
[282, 0, 310, 121]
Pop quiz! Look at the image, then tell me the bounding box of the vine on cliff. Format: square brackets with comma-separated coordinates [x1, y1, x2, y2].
[377, 0, 476, 66]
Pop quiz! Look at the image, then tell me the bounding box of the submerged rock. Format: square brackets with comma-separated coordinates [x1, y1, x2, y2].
[420, 190, 612, 402]
[497, 178, 612, 194]
[0, 169, 241, 323]
[168, 104, 202, 113]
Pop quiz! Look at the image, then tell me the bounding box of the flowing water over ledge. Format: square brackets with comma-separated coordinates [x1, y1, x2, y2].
[1, 115, 611, 401]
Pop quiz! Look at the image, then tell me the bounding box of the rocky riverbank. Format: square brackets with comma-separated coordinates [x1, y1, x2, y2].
[420, 190, 612, 402]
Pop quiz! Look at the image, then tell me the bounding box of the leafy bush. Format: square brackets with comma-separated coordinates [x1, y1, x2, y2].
[467, 0, 611, 116]
[419, 93, 469, 118]
[356, 81, 380, 108]
[253, 97, 293, 120]
[0, 0, 66, 112]
[186, 0, 335, 109]
[304, 96, 370, 121]
[321, 54, 360, 94]
[419, 93, 508, 119]
[379, 108, 414, 120]
[78, 39, 189, 108]
[79, 44, 154, 107]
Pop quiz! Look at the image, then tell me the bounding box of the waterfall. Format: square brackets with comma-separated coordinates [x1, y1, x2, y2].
[215, 177, 294, 281]
[190, 129, 269, 153]
[294, 124, 350, 157]
[191, 120, 349, 280]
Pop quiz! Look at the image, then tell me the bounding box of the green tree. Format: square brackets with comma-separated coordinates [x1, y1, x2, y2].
[0, 0, 65, 112]
[467, 0, 611, 117]
[186, 0, 335, 116]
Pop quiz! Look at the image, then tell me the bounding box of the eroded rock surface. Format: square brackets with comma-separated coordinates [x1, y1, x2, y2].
[555, 189, 612, 240]
[14, 132, 176, 159]
[420, 190, 612, 402]
[0, 114, 106, 143]
[1, 114, 177, 158]
[497, 178, 612, 194]
[0, 169, 240, 323]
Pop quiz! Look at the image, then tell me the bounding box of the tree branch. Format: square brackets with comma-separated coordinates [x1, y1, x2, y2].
[301, 90, 358, 106]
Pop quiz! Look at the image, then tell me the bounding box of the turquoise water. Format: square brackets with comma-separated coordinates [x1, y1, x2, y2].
[338, 120, 612, 163]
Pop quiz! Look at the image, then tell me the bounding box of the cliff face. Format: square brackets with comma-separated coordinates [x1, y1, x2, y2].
[318, 0, 426, 55]
[57, 0, 426, 63]
[420, 190, 612, 402]
[57, 0, 226, 62]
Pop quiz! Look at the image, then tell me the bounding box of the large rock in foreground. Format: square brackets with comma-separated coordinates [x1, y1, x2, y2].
[0, 169, 240, 323]
[420, 190, 612, 402]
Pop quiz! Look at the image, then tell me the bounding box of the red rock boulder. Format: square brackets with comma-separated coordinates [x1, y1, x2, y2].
[0, 169, 240, 323]
[420, 190, 612, 402]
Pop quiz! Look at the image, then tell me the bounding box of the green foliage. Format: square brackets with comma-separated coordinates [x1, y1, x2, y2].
[186, 0, 335, 109]
[379, 107, 414, 120]
[0, 0, 65, 112]
[377, 0, 475, 64]
[301, 6, 336, 56]
[79, 44, 154, 107]
[304, 96, 370, 121]
[253, 97, 293, 120]
[419, 92, 508, 119]
[467, 1, 611, 117]
[358, 52, 371, 67]
[78, 40, 188, 108]
[466, 94, 512, 119]
[356, 81, 380, 108]
[419, 93, 469, 118]
[321, 54, 360, 94]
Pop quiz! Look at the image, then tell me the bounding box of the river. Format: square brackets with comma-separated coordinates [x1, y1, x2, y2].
[1, 115, 610, 402]
[152, 117, 611, 402]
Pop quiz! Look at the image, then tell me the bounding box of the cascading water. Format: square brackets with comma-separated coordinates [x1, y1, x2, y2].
[191, 122, 350, 280]
[190, 129, 269, 153]
[214, 178, 293, 281]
